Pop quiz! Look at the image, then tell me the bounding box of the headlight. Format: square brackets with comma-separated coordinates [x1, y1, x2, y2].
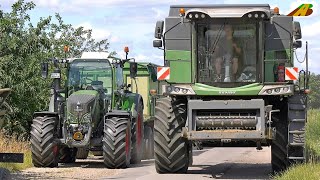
[274, 88, 280, 93]
[182, 89, 188, 94]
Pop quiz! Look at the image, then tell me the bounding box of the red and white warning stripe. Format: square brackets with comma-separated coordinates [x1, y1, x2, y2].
[285, 67, 298, 81]
[157, 67, 170, 80]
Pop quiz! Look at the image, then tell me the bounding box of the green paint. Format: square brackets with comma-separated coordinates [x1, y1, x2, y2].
[168, 61, 191, 83]
[192, 83, 263, 96]
[165, 50, 191, 61]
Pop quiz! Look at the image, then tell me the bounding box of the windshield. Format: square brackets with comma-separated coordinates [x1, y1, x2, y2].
[197, 20, 258, 87]
[68, 59, 112, 95]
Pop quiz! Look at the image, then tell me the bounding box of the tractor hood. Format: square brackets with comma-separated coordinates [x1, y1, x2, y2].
[67, 90, 99, 123]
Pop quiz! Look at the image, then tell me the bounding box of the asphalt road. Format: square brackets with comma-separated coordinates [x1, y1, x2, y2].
[11, 146, 272, 180]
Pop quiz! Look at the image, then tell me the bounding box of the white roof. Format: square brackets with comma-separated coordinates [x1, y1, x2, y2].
[80, 52, 110, 59]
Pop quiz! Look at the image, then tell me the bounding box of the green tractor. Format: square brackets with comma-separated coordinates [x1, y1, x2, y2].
[153, 4, 308, 173]
[30, 50, 147, 168]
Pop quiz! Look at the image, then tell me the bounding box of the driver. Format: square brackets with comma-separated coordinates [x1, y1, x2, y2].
[211, 24, 242, 82]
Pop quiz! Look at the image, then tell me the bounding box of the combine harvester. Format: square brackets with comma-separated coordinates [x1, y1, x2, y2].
[152, 4, 309, 173]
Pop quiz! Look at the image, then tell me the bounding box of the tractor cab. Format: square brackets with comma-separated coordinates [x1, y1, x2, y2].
[67, 52, 113, 98]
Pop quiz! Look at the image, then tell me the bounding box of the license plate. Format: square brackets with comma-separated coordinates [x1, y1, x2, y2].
[51, 73, 61, 79]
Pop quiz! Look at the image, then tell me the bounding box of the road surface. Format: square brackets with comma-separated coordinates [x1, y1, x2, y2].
[11, 147, 272, 180]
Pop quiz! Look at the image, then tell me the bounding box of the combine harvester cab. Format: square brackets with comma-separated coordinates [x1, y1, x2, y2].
[153, 4, 308, 173]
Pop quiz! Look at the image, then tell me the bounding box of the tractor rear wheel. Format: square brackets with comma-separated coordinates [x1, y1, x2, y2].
[143, 125, 154, 160]
[271, 100, 289, 173]
[154, 97, 189, 173]
[30, 116, 59, 167]
[131, 103, 144, 164]
[76, 148, 89, 159]
[59, 146, 76, 163]
[103, 117, 131, 168]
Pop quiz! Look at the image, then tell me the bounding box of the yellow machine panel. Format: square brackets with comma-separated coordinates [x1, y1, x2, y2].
[127, 76, 149, 115]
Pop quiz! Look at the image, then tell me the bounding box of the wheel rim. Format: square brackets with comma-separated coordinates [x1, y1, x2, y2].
[53, 145, 59, 156]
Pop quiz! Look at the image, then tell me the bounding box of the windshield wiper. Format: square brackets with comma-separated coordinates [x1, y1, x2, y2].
[210, 22, 226, 54]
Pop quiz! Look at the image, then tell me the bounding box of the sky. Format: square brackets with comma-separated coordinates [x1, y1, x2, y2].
[0, 0, 319, 73]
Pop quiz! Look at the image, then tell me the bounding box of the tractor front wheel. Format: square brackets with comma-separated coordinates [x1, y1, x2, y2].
[30, 116, 59, 167]
[59, 146, 76, 163]
[103, 117, 131, 168]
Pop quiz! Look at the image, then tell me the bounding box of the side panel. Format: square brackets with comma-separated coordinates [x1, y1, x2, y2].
[127, 76, 149, 116]
[264, 16, 293, 82]
[165, 17, 192, 83]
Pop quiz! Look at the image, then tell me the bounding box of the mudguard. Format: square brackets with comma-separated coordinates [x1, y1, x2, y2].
[33, 111, 59, 119]
[122, 93, 144, 119]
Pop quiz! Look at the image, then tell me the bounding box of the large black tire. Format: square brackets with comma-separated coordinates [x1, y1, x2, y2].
[143, 125, 154, 160]
[103, 117, 131, 168]
[131, 103, 144, 164]
[59, 146, 76, 163]
[76, 148, 89, 159]
[30, 116, 59, 167]
[271, 100, 289, 173]
[154, 97, 189, 173]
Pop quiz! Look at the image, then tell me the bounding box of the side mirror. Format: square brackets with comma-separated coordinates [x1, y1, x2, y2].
[153, 39, 163, 48]
[154, 21, 164, 39]
[293, 40, 302, 48]
[130, 62, 138, 78]
[293, 21, 302, 40]
[127, 84, 131, 88]
[147, 64, 158, 82]
[41, 62, 49, 78]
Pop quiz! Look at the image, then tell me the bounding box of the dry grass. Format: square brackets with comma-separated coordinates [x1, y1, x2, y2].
[0, 131, 32, 171]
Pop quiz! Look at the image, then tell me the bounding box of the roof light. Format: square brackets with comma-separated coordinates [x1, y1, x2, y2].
[201, 14, 205, 18]
[195, 14, 199, 18]
[174, 87, 180, 92]
[274, 7, 279, 14]
[188, 14, 193, 18]
[248, 13, 252, 18]
[179, 8, 185, 15]
[261, 13, 265, 18]
[254, 14, 259, 18]
[124, 46, 129, 53]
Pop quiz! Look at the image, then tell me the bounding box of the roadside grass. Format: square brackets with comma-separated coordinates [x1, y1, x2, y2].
[0, 131, 33, 171]
[275, 109, 320, 179]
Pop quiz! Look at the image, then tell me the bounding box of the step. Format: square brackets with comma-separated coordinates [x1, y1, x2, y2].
[288, 157, 305, 160]
[290, 119, 305, 122]
[289, 130, 305, 134]
[289, 104, 306, 111]
[289, 143, 305, 146]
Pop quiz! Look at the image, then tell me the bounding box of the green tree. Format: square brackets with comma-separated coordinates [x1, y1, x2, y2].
[0, 0, 113, 135]
[307, 73, 320, 109]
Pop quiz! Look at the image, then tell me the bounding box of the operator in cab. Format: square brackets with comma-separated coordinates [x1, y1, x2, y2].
[212, 24, 242, 82]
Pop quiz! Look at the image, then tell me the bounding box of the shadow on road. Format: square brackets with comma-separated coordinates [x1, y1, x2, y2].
[189, 162, 272, 179]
